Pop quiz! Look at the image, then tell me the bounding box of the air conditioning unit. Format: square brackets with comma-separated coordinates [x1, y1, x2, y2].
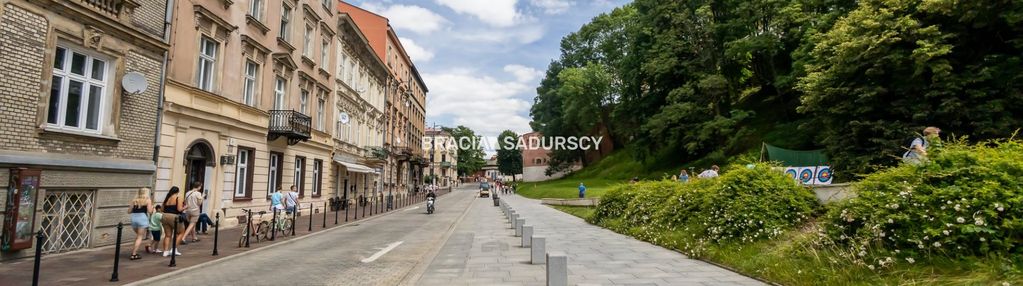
[220, 155, 236, 165]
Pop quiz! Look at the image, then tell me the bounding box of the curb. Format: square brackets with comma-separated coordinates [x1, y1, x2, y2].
[397, 188, 476, 285]
[125, 195, 435, 286]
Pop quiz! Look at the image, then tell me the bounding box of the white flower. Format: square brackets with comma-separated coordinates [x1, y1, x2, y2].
[906, 257, 915, 264]
[867, 265, 876, 270]
[957, 217, 966, 223]
[887, 218, 894, 224]
[954, 204, 961, 211]
[889, 204, 900, 209]
[975, 219, 986, 226]
[947, 201, 952, 204]
[858, 250, 867, 257]
[943, 230, 950, 235]
[933, 242, 942, 247]
[980, 237, 986, 242]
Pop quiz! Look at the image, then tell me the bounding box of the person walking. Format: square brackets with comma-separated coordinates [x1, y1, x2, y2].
[182, 182, 204, 243]
[578, 183, 586, 198]
[903, 126, 941, 164]
[698, 165, 720, 178]
[270, 186, 284, 212]
[127, 187, 153, 260]
[285, 185, 300, 215]
[160, 186, 186, 257]
[147, 205, 163, 254]
[678, 169, 689, 183]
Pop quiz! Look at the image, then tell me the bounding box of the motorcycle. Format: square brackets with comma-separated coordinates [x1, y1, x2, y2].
[426, 197, 435, 214]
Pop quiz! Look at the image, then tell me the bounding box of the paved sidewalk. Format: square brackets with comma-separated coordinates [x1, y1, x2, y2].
[0, 190, 446, 286]
[419, 194, 764, 286]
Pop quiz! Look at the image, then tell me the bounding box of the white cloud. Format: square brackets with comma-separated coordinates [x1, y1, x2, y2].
[424, 69, 533, 136]
[453, 25, 545, 45]
[361, 3, 448, 35]
[530, 0, 573, 14]
[435, 0, 523, 27]
[398, 37, 434, 62]
[503, 64, 542, 83]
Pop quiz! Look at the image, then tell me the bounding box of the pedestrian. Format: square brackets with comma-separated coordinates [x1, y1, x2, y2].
[698, 165, 720, 179]
[148, 205, 163, 254]
[285, 185, 300, 215]
[197, 211, 213, 235]
[127, 187, 153, 260]
[183, 182, 204, 243]
[270, 186, 284, 212]
[903, 126, 941, 164]
[678, 169, 689, 183]
[160, 186, 186, 257]
[578, 183, 586, 198]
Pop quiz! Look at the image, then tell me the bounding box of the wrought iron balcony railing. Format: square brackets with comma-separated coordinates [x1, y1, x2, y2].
[268, 110, 311, 145]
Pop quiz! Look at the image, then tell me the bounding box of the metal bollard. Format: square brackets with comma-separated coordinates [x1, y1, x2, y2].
[271, 209, 278, 241]
[335, 201, 339, 225]
[308, 203, 314, 232]
[515, 218, 525, 237]
[32, 231, 43, 286]
[531, 236, 546, 264]
[291, 208, 297, 236]
[345, 197, 350, 222]
[323, 201, 328, 228]
[245, 211, 252, 248]
[546, 252, 568, 286]
[521, 225, 533, 247]
[110, 222, 123, 281]
[213, 213, 220, 255]
[169, 220, 178, 267]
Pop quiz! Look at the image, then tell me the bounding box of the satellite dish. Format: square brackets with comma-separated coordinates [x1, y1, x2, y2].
[338, 112, 350, 124]
[121, 72, 148, 95]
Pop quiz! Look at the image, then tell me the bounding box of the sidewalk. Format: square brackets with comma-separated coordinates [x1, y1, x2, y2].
[0, 190, 449, 286]
[419, 194, 764, 286]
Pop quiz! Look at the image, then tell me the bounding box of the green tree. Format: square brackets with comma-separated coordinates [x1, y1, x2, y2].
[496, 130, 523, 181]
[444, 125, 486, 177]
[799, 0, 1023, 175]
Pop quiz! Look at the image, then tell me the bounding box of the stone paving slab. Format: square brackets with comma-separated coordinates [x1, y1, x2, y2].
[418, 194, 764, 286]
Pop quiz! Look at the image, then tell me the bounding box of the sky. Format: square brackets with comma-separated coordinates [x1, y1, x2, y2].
[353, 0, 630, 154]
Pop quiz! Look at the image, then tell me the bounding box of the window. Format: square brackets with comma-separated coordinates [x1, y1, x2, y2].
[279, 5, 291, 40]
[295, 156, 306, 197]
[303, 24, 314, 57]
[273, 77, 286, 110]
[267, 151, 283, 198]
[299, 90, 308, 114]
[197, 37, 218, 91]
[321, 0, 330, 9]
[442, 154, 446, 162]
[339, 52, 347, 79]
[316, 97, 325, 131]
[320, 39, 329, 66]
[234, 147, 254, 198]
[312, 159, 323, 197]
[346, 61, 354, 85]
[242, 61, 258, 106]
[249, 0, 263, 21]
[47, 46, 109, 133]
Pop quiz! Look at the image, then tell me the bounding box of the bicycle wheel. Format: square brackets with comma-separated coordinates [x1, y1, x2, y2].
[256, 221, 270, 242]
[238, 228, 247, 247]
[281, 218, 293, 236]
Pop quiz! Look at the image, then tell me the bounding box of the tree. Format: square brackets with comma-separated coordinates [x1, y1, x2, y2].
[444, 125, 486, 177]
[799, 0, 1023, 175]
[496, 130, 523, 181]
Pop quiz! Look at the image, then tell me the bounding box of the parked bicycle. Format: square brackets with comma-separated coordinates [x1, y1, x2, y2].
[238, 209, 269, 247]
[267, 208, 293, 239]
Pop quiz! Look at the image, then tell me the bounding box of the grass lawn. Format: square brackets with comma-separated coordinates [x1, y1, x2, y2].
[549, 205, 596, 220]
[515, 178, 623, 199]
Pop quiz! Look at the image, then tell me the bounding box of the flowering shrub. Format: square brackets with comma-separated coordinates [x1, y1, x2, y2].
[819, 139, 1023, 267]
[590, 163, 818, 256]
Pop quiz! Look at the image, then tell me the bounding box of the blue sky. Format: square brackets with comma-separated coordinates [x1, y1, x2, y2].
[354, 0, 630, 145]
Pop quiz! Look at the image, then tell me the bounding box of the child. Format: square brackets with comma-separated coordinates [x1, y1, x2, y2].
[147, 205, 163, 254]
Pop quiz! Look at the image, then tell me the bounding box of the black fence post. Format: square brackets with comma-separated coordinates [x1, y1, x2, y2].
[169, 220, 178, 267]
[245, 210, 252, 248]
[322, 201, 327, 228]
[334, 201, 339, 225]
[346, 197, 351, 222]
[271, 209, 278, 241]
[32, 231, 44, 286]
[291, 209, 297, 236]
[213, 213, 220, 256]
[110, 222, 123, 282]
[362, 194, 367, 218]
[308, 203, 313, 232]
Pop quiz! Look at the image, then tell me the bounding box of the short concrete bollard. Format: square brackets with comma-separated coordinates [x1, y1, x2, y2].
[546, 252, 568, 286]
[515, 218, 525, 237]
[511, 214, 519, 229]
[521, 225, 533, 247]
[531, 236, 545, 264]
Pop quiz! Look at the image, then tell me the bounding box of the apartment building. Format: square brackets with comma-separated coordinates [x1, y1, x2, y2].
[338, 2, 428, 195]
[424, 128, 457, 187]
[0, 0, 169, 259]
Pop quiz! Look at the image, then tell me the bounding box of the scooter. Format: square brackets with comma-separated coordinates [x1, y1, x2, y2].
[427, 197, 435, 214]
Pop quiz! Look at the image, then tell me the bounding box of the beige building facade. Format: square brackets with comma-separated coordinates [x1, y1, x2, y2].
[424, 128, 457, 187]
[0, 0, 169, 259]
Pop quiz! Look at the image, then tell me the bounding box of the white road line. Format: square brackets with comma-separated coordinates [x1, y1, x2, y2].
[361, 241, 404, 263]
[404, 206, 420, 211]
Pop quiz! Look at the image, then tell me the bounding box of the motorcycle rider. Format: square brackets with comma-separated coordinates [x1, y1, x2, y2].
[425, 189, 437, 213]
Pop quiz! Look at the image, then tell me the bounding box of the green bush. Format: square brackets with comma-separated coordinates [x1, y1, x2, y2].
[819, 139, 1023, 268]
[590, 163, 819, 256]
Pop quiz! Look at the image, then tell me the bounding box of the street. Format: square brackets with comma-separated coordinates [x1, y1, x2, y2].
[135, 186, 478, 286]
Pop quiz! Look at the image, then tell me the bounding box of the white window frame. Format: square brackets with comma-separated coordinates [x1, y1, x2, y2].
[312, 160, 321, 197]
[243, 60, 258, 106]
[47, 45, 110, 134]
[300, 90, 309, 114]
[303, 24, 314, 57]
[316, 96, 325, 131]
[268, 152, 280, 195]
[280, 5, 291, 40]
[320, 39, 329, 66]
[234, 148, 251, 197]
[294, 156, 305, 196]
[197, 36, 218, 92]
[249, 0, 263, 21]
[273, 77, 286, 110]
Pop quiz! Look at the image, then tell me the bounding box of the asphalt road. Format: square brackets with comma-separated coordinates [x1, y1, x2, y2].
[138, 185, 480, 286]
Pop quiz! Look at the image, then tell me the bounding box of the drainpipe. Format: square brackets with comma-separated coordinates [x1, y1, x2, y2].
[153, 0, 174, 166]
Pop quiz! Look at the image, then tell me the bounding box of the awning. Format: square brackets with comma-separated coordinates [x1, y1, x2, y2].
[335, 159, 376, 174]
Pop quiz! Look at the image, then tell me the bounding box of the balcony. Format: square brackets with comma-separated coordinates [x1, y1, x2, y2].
[82, 0, 139, 20]
[440, 161, 452, 168]
[268, 110, 311, 145]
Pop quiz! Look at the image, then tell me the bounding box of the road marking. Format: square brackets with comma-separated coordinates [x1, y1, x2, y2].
[404, 206, 420, 211]
[361, 241, 404, 263]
